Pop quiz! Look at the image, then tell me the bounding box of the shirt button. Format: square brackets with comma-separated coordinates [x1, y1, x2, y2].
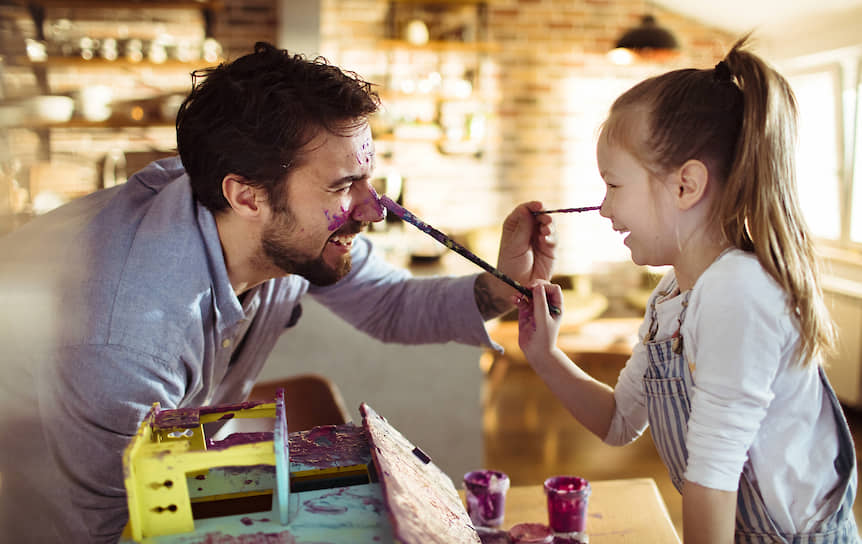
[222, 339, 232, 348]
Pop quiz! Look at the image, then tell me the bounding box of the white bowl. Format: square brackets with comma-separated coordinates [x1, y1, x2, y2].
[0, 96, 74, 126]
[29, 96, 75, 123]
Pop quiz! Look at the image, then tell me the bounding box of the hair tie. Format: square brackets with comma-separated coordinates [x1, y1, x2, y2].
[714, 60, 732, 83]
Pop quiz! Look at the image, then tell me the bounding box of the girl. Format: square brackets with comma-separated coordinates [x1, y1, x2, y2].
[516, 37, 860, 543]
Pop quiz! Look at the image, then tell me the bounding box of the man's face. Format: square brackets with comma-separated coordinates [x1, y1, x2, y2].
[260, 123, 385, 286]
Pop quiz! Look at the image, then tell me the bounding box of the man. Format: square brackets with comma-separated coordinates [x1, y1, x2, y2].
[0, 42, 555, 542]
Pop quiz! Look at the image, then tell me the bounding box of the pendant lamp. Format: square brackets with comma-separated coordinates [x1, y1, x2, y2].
[608, 14, 680, 65]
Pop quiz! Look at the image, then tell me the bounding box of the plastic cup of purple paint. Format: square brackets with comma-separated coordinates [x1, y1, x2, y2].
[464, 469, 511, 528]
[543, 476, 591, 535]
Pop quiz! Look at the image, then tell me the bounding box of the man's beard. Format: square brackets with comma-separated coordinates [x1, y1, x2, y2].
[261, 209, 362, 287]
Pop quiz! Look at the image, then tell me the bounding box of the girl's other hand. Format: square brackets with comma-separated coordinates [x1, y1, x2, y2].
[515, 280, 563, 362]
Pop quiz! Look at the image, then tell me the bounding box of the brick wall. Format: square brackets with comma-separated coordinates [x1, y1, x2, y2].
[319, 0, 732, 273]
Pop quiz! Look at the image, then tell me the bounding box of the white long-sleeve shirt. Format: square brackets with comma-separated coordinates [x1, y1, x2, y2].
[605, 249, 843, 533]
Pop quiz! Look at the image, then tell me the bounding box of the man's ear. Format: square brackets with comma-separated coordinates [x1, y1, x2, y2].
[675, 159, 709, 211]
[222, 174, 267, 218]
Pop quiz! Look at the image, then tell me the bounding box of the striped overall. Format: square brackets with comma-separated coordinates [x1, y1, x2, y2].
[643, 285, 860, 542]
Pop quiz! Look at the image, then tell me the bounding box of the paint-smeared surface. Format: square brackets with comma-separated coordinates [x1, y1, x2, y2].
[302, 486, 385, 517]
[154, 407, 201, 429]
[288, 424, 372, 472]
[199, 401, 265, 415]
[360, 403, 480, 544]
[123, 484, 394, 543]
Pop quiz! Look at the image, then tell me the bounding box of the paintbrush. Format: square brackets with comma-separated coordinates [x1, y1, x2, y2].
[379, 195, 561, 316]
[532, 205, 602, 215]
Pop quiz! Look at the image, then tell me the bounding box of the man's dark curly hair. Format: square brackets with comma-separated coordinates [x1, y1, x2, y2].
[176, 41, 380, 213]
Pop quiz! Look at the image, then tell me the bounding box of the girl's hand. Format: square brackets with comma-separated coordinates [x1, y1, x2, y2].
[515, 280, 564, 362]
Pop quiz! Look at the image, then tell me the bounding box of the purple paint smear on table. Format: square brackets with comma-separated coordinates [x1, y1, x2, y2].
[378, 195, 560, 316]
[193, 532, 298, 543]
[302, 486, 386, 516]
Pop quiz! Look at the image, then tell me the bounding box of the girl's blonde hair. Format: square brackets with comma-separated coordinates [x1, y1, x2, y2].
[604, 35, 835, 365]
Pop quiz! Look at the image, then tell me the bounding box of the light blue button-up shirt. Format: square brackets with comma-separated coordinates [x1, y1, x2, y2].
[0, 157, 495, 543]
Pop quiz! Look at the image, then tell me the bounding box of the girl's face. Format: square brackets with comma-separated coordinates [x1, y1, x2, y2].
[596, 127, 679, 267]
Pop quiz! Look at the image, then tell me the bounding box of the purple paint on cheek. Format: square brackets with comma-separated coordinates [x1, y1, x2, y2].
[325, 207, 350, 232]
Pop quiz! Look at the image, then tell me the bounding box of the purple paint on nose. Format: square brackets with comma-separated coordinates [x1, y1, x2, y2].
[368, 185, 386, 220]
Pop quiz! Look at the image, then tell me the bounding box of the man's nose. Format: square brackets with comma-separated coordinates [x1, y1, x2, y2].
[350, 182, 386, 223]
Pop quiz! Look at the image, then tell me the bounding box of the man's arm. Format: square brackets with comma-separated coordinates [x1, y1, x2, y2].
[474, 272, 515, 320]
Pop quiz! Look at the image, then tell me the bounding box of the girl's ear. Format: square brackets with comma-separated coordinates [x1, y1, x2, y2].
[675, 159, 709, 210]
[222, 174, 268, 219]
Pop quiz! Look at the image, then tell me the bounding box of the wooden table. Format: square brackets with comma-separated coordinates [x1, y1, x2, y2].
[463, 478, 680, 543]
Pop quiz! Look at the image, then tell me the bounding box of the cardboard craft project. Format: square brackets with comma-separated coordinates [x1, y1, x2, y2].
[119, 391, 480, 543]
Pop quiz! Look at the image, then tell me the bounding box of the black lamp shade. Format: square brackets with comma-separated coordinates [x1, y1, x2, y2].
[615, 15, 679, 51]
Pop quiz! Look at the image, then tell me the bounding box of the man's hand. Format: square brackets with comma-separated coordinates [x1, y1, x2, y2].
[474, 202, 555, 320]
[498, 201, 555, 288]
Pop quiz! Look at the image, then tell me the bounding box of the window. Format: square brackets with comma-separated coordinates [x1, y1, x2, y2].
[789, 65, 843, 241]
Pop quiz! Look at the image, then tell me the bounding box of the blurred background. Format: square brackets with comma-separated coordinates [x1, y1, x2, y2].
[3, 0, 862, 534]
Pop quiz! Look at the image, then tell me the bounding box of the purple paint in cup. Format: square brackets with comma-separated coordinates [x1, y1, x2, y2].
[543, 476, 591, 534]
[464, 469, 511, 528]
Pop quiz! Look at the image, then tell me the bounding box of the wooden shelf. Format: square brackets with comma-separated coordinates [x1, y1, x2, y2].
[11, 0, 222, 10]
[14, 56, 219, 70]
[389, 0, 488, 4]
[377, 39, 499, 53]
[6, 119, 174, 129]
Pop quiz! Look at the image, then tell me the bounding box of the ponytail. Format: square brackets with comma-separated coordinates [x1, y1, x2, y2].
[719, 36, 835, 364]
